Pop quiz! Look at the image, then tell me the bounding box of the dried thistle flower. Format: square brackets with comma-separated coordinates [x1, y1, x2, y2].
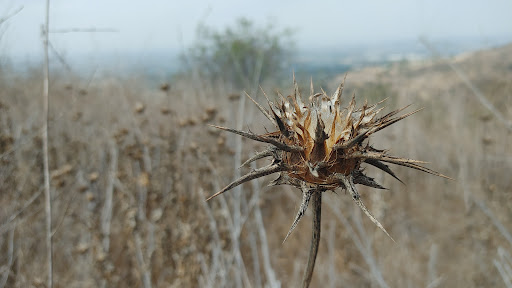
[206, 75, 451, 287]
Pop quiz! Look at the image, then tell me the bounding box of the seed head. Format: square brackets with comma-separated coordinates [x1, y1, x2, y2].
[207, 75, 451, 241]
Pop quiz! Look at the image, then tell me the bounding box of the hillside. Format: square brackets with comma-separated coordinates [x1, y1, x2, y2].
[1, 43, 511, 287]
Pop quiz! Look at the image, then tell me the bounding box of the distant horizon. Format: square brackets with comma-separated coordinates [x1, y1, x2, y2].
[3, 0, 512, 61]
[5, 34, 511, 82]
[7, 33, 512, 61]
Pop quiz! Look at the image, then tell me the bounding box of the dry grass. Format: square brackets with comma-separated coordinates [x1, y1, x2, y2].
[1, 43, 512, 287]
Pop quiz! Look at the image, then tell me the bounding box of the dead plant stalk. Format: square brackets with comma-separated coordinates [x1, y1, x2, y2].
[42, 0, 53, 287]
[206, 75, 450, 287]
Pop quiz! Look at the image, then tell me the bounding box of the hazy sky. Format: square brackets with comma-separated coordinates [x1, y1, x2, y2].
[2, 0, 511, 58]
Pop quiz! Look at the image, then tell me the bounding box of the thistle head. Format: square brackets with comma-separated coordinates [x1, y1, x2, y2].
[207, 75, 451, 241]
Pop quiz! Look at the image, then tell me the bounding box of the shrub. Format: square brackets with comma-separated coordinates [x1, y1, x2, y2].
[181, 18, 294, 88]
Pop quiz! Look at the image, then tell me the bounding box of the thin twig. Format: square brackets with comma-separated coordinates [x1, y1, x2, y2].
[321, 194, 390, 288]
[249, 229, 262, 288]
[227, 54, 268, 286]
[427, 243, 439, 286]
[51, 186, 80, 237]
[495, 247, 512, 288]
[0, 6, 23, 25]
[474, 198, 512, 246]
[134, 232, 152, 288]
[48, 41, 72, 72]
[200, 152, 249, 286]
[0, 228, 14, 288]
[230, 61, 249, 286]
[42, 1, 53, 287]
[352, 207, 390, 288]
[49, 27, 118, 33]
[101, 142, 118, 253]
[197, 188, 224, 284]
[327, 221, 338, 288]
[196, 253, 213, 287]
[249, 162, 280, 287]
[0, 189, 42, 233]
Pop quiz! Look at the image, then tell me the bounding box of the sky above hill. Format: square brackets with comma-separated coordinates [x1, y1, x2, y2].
[2, 0, 511, 59]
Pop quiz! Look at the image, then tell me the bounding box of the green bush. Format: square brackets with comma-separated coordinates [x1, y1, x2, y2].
[181, 18, 295, 88]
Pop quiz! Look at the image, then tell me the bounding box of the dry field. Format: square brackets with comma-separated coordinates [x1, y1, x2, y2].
[1, 44, 512, 287]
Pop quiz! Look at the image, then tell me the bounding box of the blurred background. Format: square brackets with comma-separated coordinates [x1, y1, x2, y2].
[1, 0, 511, 287]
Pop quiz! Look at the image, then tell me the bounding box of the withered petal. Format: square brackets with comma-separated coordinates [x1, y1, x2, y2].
[364, 159, 404, 184]
[240, 147, 277, 168]
[353, 170, 387, 189]
[337, 174, 395, 242]
[209, 125, 303, 152]
[206, 163, 286, 201]
[244, 91, 276, 126]
[283, 186, 313, 243]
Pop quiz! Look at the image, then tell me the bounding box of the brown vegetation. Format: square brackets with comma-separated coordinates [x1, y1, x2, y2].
[1, 44, 512, 287]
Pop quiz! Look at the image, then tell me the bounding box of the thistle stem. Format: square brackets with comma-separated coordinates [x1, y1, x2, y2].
[302, 190, 322, 288]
